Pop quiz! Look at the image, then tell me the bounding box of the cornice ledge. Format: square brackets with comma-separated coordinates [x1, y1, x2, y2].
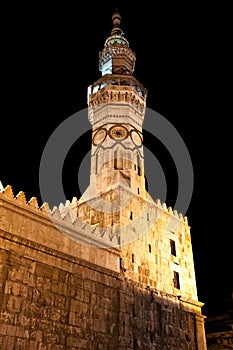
[0, 229, 119, 277]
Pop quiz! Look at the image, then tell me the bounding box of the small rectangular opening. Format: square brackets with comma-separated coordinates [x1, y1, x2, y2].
[114, 150, 123, 170]
[137, 154, 141, 176]
[173, 271, 180, 289]
[120, 258, 122, 269]
[170, 239, 176, 256]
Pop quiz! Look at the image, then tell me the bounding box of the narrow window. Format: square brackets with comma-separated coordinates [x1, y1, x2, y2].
[114, 150, 117, 169]
[132, 254, 135, 263]
[120, 258, 122, 269]
[147, 213, 149, 221]
[130, 211, 133, 220]
[137, 154, 141, 176]
[148, 244, 151, 253]
[137, 188, 140, 194]
[95, 153, 99, 174]
[170, 239, 176, 256]
[120, 258, 126, 272]
[114, 150, 123, 170]
[173, 271, 180, 289]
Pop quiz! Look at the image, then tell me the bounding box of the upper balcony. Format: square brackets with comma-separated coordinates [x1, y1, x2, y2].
[88, 74, 147, 103]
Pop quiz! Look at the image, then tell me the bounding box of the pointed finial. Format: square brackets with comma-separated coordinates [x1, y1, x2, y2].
[112, 9, 121, 28]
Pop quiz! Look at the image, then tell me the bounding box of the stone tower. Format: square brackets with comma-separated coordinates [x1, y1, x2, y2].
[76, 11, 207, 347]
[0, 11, 207, 349]
[87, 10, 147, 200]
[77, 11, 156, 246]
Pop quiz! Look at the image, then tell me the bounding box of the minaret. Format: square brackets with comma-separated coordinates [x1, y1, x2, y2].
[77, 11, 157, 241]
[0, 11, 207, 350]
[77, 12, 204, 308]
[81, 10, 149, 203]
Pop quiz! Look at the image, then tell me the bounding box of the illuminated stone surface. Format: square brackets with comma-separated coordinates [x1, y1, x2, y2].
[0, 11, 207, 349]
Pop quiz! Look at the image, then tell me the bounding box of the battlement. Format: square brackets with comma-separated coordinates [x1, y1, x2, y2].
[0, 181, 118, 249]
[1, 179, 197, 299]
[0, 180, 189, 249]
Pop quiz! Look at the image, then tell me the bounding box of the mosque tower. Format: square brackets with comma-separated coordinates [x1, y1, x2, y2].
[0, 10, 207, 349]
[75, 11, 207, 348]
[86, 10, 147, 198]
[77, 11, 155, 245]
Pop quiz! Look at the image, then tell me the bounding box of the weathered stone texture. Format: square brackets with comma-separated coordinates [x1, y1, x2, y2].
[0, 247, 119, 349]
[0, 243, 205, 349]
[0, 183, 207, 349]
[0, 9, 207, 348]
[117, 280, 201, 350]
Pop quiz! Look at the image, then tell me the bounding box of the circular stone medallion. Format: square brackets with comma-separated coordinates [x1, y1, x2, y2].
[93, 128, 107, 145]
[109, 125, 128, 140]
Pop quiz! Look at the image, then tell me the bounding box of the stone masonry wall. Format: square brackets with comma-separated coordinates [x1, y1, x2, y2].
[0, 245, 202, 350]
[0, 246, 120, 350]
[0, 185, 206, 349]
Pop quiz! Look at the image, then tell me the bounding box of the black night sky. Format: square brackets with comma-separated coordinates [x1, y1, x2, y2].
[1, 2, 231, 317]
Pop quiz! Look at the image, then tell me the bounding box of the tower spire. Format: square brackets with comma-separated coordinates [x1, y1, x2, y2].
[111, 10, 122, 35]
[82, 10, 148, 209]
